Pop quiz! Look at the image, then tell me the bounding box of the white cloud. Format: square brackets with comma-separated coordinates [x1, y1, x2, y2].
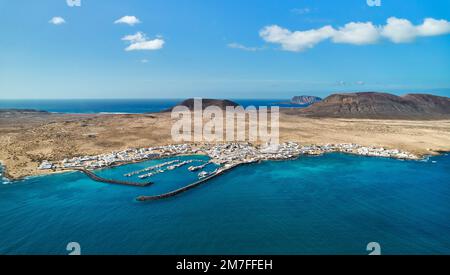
[227, 43, 263, 51]
[66, 0, 81, 7]
[49, 17, 66, 25]
[381, 17, 450, 43]
[417, 18, 450, 36]
[259, 25, 335, 52]
[332, 22, 380, 45]
[381, 17, 417, 43]
[141, 59, 149, 63]
[114, 16, 141, 26]
[126, 40, 164, 51]
[122, 32, 146, 43]
[260, 17, 450, 51]
[291, 8, 311, 15]
[122, 32, 164, 51]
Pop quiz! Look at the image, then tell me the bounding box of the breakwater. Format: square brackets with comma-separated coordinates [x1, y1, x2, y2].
[73, 168, 153, 187]
[136, 162, 255, 201]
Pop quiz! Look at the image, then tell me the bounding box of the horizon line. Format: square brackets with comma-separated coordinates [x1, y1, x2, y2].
[1, 91, 450, 101]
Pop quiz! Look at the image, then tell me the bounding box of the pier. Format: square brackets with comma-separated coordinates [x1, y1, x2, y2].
[136, 162, 254, 201]
[188, 161, 211, 172]
[73, 168, 153, 187]
[124, 159, 180, 177]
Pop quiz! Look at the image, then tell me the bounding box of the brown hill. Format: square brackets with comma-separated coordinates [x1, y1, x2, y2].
[296, 92, 450, 119]
[164, 98, 239, 112]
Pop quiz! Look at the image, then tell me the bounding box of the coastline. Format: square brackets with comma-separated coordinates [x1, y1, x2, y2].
[1, 110, 450, 181]
[0, 142, 437, 183]
[0, 152, 210, 182]
[1, 146, 449, 202]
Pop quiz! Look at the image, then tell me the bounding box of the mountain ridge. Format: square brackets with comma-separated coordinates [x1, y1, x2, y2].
[296, 92, 450, 119]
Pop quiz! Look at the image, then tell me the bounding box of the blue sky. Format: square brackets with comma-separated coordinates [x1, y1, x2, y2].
[0, 0, 449, 99]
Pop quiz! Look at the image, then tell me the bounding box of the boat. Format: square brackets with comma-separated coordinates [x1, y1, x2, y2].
[198, 171, 209, 179]
[138, 172, 154, 179]
[124, 159, 180, 177]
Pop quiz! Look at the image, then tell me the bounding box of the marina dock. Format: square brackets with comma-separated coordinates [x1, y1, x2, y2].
[73, 168, 153, 187]
[136, 162, 254, 201]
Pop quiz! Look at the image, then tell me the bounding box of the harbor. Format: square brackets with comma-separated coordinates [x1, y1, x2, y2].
[124, 159, 181, 177]
[36, 142, 420, 201]
[122, 158, 208, 180]
[136, 163, 246, 201]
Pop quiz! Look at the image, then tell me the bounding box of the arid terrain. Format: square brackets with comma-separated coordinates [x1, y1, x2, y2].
[296, 92, 450, 119]
[1, 108, 450, 180]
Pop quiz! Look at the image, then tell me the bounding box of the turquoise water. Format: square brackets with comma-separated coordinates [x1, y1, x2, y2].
[0, 153, 449, 255]
[0, 99, 301, 114]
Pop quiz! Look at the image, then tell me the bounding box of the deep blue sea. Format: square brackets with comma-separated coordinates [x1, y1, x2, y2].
[0, 99, 300, 114]
[1, 153, 449, 255]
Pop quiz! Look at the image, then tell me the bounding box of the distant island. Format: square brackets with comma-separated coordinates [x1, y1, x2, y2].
[290, 96, 323, 106]
[164, 98, 239, 112]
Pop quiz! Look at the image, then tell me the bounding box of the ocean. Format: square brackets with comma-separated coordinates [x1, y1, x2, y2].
[1, 153, 449, 255]
[0, 99, 300, 114]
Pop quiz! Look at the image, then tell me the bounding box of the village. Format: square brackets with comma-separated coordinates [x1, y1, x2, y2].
[39, 142, 419, 179]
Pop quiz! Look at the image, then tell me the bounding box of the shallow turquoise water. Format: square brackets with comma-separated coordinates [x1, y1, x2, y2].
[0, 153, 449, 255]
